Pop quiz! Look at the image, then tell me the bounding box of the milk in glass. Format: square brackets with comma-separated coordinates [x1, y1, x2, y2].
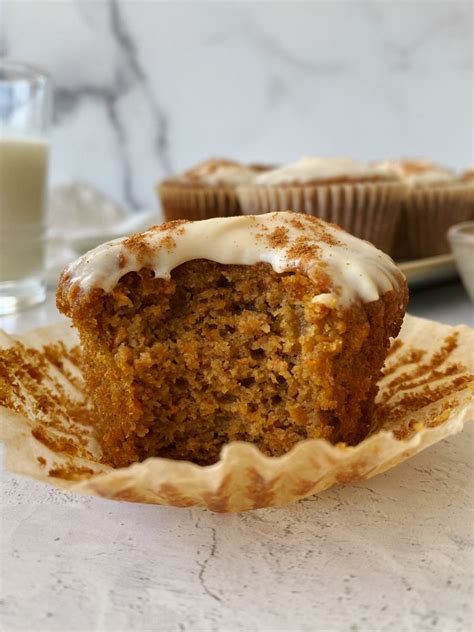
[0, 138, 48, 281]
[0, 60, 50, 313]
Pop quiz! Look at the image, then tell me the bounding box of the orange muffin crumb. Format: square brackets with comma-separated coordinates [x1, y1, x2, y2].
[57, 212, 407, 467]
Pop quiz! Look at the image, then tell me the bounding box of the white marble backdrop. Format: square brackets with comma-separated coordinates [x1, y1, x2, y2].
[1, 0, 472, 211]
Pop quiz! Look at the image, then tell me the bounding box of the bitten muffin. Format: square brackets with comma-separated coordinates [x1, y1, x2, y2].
[236, 156, 406, 255]
[57, 212, 408, 468]
[375, 158, 473, 259]
[156, 158, 272, 222]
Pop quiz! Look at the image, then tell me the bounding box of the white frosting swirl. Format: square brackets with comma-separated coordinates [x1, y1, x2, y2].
[254, 157, 391, 186]
[375, 159, 455, 186]
[61, 212, 405, 308]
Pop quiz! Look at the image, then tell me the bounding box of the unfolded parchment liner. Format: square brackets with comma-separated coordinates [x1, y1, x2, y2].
[1, 314, 473, 513]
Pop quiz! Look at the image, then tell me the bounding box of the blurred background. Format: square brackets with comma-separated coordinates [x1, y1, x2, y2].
[1, 0, 472, 212]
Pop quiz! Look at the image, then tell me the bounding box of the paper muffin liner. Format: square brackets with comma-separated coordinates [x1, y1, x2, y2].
[1, 315, 473, 512]
[237, 181, 406, 254]
[462, 182, 474, 220]
[393, 184, 474, 260]
[156, 183, 241, 222]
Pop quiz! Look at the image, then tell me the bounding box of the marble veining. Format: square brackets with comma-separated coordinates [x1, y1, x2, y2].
[53, 0, 171, 210]
[1, 0, 472, 211]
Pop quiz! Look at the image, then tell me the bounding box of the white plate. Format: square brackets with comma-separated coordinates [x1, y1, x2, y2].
[68, 209, 163, 254]
[399, 253, 458, 288]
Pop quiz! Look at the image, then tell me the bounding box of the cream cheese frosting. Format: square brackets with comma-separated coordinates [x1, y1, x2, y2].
[460, 165, 474, 181]
[176, 159, 261, 187]
[61, 212, 405, 308]
[253, 157, 392, 186]
[374, 159, 455, 186]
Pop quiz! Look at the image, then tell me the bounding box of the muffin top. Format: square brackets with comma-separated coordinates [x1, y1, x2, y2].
[252, 157, 395, 186]
[164, 158, 269, 187]
[58, 212, 406, 310]
[460, 165, 474, 181]
[374, 159, 455, 187]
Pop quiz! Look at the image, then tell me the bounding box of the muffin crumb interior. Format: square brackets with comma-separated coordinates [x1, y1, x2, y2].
[73, 260, 403, 468]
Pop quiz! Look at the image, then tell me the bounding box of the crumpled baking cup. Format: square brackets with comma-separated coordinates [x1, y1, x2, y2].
[157, 183, 241, 222]
[393, 184, 474, 260]
[237, 182, 406, 255]
[1, 314, 473, 512]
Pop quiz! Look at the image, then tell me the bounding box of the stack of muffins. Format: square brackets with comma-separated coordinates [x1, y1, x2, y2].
[157, 156, 474, 260]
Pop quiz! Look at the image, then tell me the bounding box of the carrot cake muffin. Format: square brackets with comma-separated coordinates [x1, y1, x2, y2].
[157, 158, 272, 222]
[460, 165, 474, 182]
[375, 158, 473, 259]
[57, 212, 408, 468]
[236, 156, 406, 255]
[460, 166, 474, 218]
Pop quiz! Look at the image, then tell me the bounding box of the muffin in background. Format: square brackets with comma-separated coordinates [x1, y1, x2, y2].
[460, 166, 474, 219]
[236, 156, 406, 255]
[157, 158, 273, 222]
[460, 165, 474, 182]
[374, 158, 473, 259]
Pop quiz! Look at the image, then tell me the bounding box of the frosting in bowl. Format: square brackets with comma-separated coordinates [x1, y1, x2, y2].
[59, 212, 406, 308]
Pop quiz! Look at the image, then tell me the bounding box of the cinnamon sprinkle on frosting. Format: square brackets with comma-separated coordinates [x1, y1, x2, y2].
[58, 212, 406, 308]
[267, 226, 289, 248]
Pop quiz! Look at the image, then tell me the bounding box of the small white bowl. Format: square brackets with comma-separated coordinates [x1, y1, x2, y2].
[448, 221, 474, 302]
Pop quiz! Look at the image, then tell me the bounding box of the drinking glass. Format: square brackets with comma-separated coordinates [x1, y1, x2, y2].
[0, 60, 51, 314]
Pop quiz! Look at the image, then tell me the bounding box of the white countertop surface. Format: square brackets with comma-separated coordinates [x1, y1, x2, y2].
[1, 282, 473, 632]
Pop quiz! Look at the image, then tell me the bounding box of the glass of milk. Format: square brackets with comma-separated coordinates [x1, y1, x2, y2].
[0, 60, 51, 314]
